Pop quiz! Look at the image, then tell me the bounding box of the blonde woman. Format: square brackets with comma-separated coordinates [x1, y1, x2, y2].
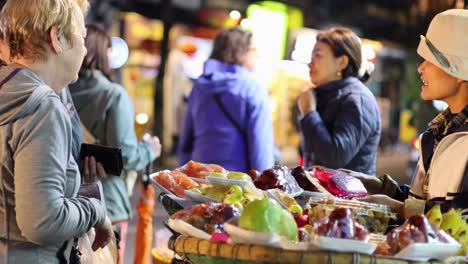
[0, 0, 112, 263]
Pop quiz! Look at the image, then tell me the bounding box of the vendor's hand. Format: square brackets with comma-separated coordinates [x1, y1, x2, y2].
[92, 216, 114, 251]
[82, 156, 106, 183]
[358, 194, 404, 217]
[343, 170, 383, 195]
[143, 133, 161, 158]
[297, 90, 317, 115]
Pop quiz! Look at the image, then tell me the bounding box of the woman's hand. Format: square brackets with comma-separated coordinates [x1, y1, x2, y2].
[358, 194, 404, 218]
[92, 216, 114, 251]
[143, 133, 161, 158]
[82, 156, 106, 183]
[297, 90, 317, 115]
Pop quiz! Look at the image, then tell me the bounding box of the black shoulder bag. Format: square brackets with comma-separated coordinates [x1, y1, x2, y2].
[213, 94, 250, 170]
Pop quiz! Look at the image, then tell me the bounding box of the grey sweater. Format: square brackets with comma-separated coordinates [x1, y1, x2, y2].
[0, 66, 106, 263]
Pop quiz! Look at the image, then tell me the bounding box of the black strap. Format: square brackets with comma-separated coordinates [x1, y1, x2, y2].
[0, 68, 21, 90]
[213, 94, 250, 170]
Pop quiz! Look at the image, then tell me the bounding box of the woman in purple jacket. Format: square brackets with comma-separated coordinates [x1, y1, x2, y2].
[178, 28, 274, 172]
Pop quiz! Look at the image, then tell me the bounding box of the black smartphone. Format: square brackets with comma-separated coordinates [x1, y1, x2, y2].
[80, 143, 123, 176]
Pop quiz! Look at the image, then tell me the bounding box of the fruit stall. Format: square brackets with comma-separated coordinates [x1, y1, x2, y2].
[151, 161, 468, 263]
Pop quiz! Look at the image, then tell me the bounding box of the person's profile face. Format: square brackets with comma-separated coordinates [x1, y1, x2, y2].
[60, 4, 87, 85]
[242, 43, 258, 72]
[308, 41, 342, 87]
[417, 59, 460, 103]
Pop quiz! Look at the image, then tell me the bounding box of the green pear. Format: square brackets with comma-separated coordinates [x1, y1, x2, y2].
[239, 198, 298, 241]
[425, 204, 443, 228]
[440, 208, 464, 236]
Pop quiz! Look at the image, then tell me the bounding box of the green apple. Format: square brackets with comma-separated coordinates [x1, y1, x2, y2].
[224, 185, 243, 204]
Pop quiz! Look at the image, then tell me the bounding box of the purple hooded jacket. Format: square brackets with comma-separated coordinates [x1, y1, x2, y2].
[177, 59, 274, 172]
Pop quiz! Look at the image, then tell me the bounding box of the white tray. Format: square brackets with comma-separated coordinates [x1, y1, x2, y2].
[167, 218, 211, 240]
[224, 220, 309, 251]
[311, 236, 377, 255]
[394, 242, 461, 261]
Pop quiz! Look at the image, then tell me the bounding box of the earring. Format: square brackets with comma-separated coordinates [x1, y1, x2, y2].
[336, 71, 342, 77]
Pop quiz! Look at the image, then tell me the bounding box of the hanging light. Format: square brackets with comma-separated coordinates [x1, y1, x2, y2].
[110, 37, 129, 69]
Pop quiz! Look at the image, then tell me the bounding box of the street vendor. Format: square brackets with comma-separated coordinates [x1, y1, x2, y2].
[356, 9, 468, 220]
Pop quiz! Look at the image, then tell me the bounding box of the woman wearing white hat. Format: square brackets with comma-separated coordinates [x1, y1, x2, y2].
[356, 9, 468, 220]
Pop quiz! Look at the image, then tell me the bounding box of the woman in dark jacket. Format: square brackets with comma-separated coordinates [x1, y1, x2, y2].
[297, 27, 381, 175]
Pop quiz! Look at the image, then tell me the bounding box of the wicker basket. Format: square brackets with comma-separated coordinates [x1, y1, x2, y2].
[169, 236, 450, 264]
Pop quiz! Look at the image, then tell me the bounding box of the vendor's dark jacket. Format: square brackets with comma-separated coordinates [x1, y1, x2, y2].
[300, 77, 381, 175]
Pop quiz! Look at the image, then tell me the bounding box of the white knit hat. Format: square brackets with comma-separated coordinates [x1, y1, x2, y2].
[417, 9, 468, 81]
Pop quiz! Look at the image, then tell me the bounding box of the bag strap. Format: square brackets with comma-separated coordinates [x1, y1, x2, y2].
[0, 68, 21, 241]
[0, 68, 21, 90]
[80, 120, 98, 144]
[213, 94, 250, 169]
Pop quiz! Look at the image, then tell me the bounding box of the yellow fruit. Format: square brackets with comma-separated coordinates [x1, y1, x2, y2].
[425, 204, 443, 228]
[440, 208, 464, 237]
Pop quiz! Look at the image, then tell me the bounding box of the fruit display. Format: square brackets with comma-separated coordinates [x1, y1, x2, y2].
[291, 166, 319, 192]
[307, 197, 392, 233]
[171, 203, 240, 234]
[253, 165, 303, 195]
[375, 214, 458, 256]
[153, 170, 198, 198]
[238, 198, 299, 242]
[426, 205, 468, 255]
[178, 160, 226, 179]
[308, 166, 367, 199]
[312, 207, 370, 241]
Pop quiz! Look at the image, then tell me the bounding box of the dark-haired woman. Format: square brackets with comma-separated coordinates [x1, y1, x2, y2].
[297, 27, 381, 175]
[178, 27, 274, 172]
[69, 24, 161, 264]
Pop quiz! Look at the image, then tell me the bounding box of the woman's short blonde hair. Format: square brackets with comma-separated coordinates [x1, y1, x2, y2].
[0, 0, 89, 61]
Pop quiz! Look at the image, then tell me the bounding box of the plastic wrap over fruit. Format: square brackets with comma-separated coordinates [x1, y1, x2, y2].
[253, 165, 303, 196]
[171, 203, 240, 234]
[153, 170, 198, 198]
[308, 167, 367, 199]
[291, 166, 319, 192]
[177, 160, 226, 179]
[375, 214, 458, 256]
[312, 207, 370, 242]
[308, 197, 392, 233]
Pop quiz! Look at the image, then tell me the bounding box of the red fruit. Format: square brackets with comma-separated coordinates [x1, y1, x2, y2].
[295, 214, 309, 228]
[247, 169, 260, 181]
